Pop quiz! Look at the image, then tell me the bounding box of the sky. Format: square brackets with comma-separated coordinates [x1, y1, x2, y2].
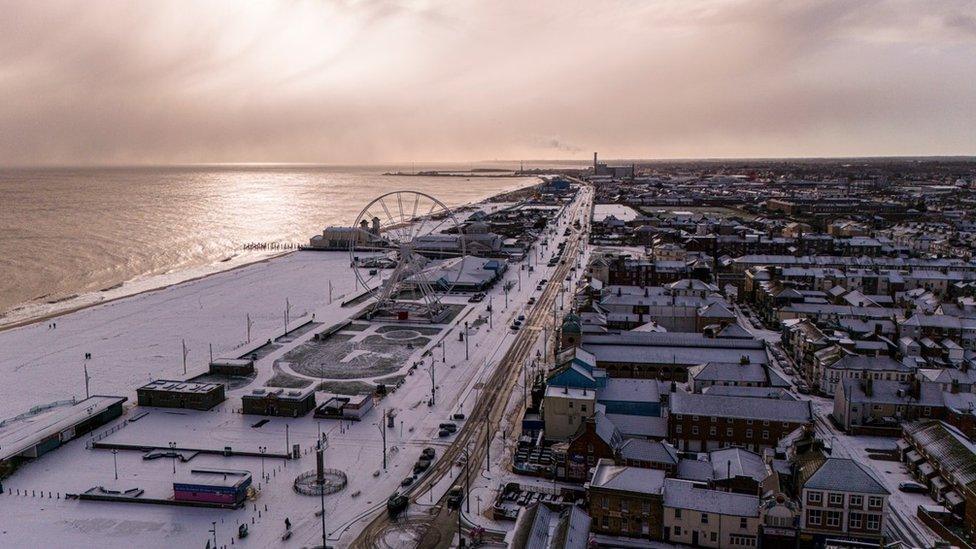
[1, 0, 975, 166]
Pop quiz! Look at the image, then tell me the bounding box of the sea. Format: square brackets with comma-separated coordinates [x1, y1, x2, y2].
[0, 164, 541, 327]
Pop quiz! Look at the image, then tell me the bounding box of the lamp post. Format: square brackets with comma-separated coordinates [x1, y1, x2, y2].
[169, 442, 177, 474]
[259, 446, 267, 478]
[112, 449, 119, 480]
[464, 321, 469, 360]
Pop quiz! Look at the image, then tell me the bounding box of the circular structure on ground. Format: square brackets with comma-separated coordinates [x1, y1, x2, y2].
[293, 468, 348, 496]
[380, 329, 423, 341]
[366, 516, 440, 549]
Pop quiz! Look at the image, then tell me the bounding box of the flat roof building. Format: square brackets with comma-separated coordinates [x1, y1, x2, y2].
[137, 380, 225, 411]
[242, 387, 316, 417]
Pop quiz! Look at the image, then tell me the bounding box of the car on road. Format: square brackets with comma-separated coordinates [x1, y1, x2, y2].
[446, 486, 464, 510]
[898, 482, 928, 493]
[439, 422, 457, 433]
[535, 285, 543, 291]
[517, 314, 525, 321]
[527, 297, 536, 305]
[510, 322, 521, 331]
[468, 292, 486, 303]
[413, 459, 431, 474]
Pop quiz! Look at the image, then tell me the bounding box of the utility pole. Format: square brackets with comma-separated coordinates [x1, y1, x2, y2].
[316, 442, 327, 549]
[379, 410, 387, 470]
[484, 419, 491, 473]
[464, 322, 469, 360]
[112, 449, 118, 480]
[284, 298, 291, 336]
[181, 339, 188, 375]
[442, 339, 446, 363]
[429, 357, 436, 406]
[488, 295, 493, 329]
[285, 424, 290, 456]
[328, 280, 333, 305]
[245, 313, 252, 343]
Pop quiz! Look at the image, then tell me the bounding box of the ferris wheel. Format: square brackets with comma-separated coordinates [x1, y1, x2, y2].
[351, 191, 465, 320]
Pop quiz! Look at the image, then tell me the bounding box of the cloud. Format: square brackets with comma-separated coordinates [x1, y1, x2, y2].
[0, 0, 974, 165]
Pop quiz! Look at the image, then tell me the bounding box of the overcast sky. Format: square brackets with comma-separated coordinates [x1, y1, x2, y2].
[2, 0, 975, 165]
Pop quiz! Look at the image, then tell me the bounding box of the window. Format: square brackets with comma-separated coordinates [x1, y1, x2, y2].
[782, 422, 790, 427]
[674, 525, 682, 536]
[675, 414, 683, 420]
[808, 491, 822, 504]
[762, 420, 770, 426]
[701, 513, 709, 524]
[826, 511, 841, 527]
[746, 419, 754, 425]
[710, 532, 718, 542]
[924, 406, 931, 416]
[727, 428, 733, 437]
[808, 509, 822, 526]
[620, 500, 628, 512]
[580, 405, 587, 412]
[692, 415, 699, 421]
[849, 495, 863, 508]
[586, 444, 594, 453]
[730, 535, 757, 547]
[710, 426, 717, 436]
[740, 517, 748, 529]
[602, 497, 609, 510]
[849, 512, 863, 529]
[868, 496, 883, 509]
[568, 402, 574, 408]
[828, 493, 843, 506]
[866, 514, 881, 531]
[692, 426, 699, 435]
[642, 501, 650, 513]
[602, 516, 609, 528]
[676, 425, 683, 434]
[762, 430, 769, 440]
[746, 429, 753, 438]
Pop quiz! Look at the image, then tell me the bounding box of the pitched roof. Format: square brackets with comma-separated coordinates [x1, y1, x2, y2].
[663, 478, 759, 517]
[803, 458, 889, 495]
[589, 459, 666, 495]
[618, 439, 678, 465]
[670, 392, 812, 423]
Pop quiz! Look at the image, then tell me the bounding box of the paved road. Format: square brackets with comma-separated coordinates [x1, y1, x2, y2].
[351, 183, 592, 549]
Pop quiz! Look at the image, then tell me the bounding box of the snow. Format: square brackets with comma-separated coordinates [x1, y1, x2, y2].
[592, 203, 640, 222]
[0, 185, 594, 548]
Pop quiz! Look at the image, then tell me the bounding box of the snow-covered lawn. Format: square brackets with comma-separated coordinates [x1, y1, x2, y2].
[592, 203, 639, 222]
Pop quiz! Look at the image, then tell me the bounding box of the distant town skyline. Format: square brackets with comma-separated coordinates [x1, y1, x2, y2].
[2, 0, 975, 166]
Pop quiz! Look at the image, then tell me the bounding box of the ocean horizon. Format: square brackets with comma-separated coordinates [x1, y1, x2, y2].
[0, 164, 543, 327]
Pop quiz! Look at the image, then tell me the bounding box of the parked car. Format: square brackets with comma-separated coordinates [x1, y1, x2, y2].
[468, 292, 486, 303]
[451, 413, 466, 421]
[899, 482, 927, 493]
[438, 428, 451, 438]
[517, 314, 526, 321]
[401, 476, 414, 487]
[422, 447, 436, 460]
[527, 297, 536, 305]
[439, 422, 457, 433]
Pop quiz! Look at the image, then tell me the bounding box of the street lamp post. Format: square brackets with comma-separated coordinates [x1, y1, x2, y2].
[259, 446, 267, 478]
[112, 449, 118, 480]
[464, 321, 469, 360]
[169, 442, 177, 475]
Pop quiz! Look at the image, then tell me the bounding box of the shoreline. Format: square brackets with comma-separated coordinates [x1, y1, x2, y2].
[0, 179, 541, 333]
